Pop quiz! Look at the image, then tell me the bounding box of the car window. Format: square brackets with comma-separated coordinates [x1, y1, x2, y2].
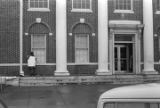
[103, 102, 160, 108]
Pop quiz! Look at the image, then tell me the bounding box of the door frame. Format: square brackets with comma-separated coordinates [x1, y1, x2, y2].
[109, 30, 141, 75]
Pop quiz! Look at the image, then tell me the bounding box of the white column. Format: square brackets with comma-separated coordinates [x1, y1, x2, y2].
[54, 0, 69, 76]
[19, 0, 24, 76]
[96, 0, 111, 75]
[143, 0, 157, 74]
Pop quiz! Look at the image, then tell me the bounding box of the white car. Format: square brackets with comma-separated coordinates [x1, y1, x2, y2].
[0, 99, 7, 108]
[97, 83, 160, 108]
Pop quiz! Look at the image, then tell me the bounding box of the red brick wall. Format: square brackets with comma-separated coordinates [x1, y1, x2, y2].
[2, 0, 159, 75]
[67, 0, 98, 63]
[153, 0, 160, 62]
[0, 0, 20, 63]
[67, 65, 98, 75]
[0, 66, 19, 76]
[23, 0, 56, 63]
[66, 0, 98, 75]
[23, 65, 56, 76]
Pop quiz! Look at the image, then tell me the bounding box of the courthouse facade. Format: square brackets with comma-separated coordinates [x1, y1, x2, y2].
[0, 0, 160, 76]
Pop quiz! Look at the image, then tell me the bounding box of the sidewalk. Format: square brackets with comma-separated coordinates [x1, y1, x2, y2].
[0, 84, 125, 108]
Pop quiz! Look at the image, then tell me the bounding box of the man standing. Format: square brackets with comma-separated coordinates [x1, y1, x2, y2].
[27, 52, 36, 76]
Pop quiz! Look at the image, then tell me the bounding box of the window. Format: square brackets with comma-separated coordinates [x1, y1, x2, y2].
[75, 34, 89, 63]
[28, 0, 49, 11]
[31, 34, 46, 64]
[114, 0, 133, 13]
[156, 0, 160, 13]
[104, 103, 160, 108]
[72, 0, 92, 12]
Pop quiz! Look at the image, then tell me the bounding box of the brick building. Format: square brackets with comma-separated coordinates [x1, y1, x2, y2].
[0, 0, 159, 76]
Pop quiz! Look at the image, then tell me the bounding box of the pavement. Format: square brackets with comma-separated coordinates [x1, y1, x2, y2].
[0, 84, 128, 108]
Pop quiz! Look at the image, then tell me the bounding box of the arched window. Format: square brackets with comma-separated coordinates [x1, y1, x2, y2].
[73, 24, 91, 63]
[31, 34, 46, 64]
[29, 23, 49, 64]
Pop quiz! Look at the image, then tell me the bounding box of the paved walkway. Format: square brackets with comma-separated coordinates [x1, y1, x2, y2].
[0, 84, 126, 108]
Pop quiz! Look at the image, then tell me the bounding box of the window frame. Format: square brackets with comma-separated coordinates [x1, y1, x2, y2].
[114, 0, 134, 13]
[28, 0, 50, 12]
[75, 34, 90, 64]
[31, 34, 47, 65]
[71, 0, 92, 13]
[155, 0, 160, 14]
[103, 102, 160, 108]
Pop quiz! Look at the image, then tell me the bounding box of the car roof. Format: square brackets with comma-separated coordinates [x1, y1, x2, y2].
[100, 83, 160, 99]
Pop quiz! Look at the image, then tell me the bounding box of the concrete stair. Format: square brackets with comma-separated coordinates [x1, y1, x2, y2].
[19, 75, 160, 86]
[1, 75, 160, 86]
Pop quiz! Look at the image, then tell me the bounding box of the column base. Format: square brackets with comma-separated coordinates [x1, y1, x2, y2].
[142, 69, 158, 75]
[54, 71, 70, 76]
[20, 70, 24, 77]
[96, 69, 112, 75]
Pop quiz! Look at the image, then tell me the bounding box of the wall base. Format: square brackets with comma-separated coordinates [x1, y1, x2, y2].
[95, 70, 112, 75]
[54, 71, 70, 76]
[142, 70, 158, 75]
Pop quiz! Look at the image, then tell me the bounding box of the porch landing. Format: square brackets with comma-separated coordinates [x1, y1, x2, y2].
[1, 74, 160, 86]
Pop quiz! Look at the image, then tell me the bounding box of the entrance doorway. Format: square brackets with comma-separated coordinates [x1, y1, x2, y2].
[114, 43, 133, 73]
[109, 22, 142, 74]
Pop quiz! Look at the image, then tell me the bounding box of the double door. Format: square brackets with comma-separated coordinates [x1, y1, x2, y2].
[114, 45, 129, 72]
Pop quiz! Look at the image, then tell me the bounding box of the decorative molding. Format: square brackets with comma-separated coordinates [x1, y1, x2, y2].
[109, 29, 114, 40]
[137, 28, 142, 40]
[80, 18, 85, 23]
[49, 32, 53, 36]
[36, 18, 41, 23]
[68, 33, 72, 36]
[154, 34, 158, 37]
[25, 33, 29, 36]
[92, 33, 95, 36]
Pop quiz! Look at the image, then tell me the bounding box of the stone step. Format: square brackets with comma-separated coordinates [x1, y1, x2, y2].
[1, 75, 160, 86]
[19, 75, 160, 86]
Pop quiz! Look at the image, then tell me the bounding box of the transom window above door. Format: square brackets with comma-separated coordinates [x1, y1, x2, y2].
[28, 0, 50, 11]
[114, 0, 133, 13]
[71, 0, 92, 12]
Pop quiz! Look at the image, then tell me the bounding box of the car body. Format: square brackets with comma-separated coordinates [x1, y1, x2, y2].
[0, 99, 7, 108]
[97, 83, 160, 108]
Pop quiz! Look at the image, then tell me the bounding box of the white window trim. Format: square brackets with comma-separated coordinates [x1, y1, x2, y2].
[114, 10, 134, 13]
[114, 0, 134, 13]
[75, 34, 90, 63]
[67, 63, 98, 65]
[71, 9, 93, 13]
[71, 0, 92, 13]
[28, 0, 50, 12]
[31, 34, 47, 65]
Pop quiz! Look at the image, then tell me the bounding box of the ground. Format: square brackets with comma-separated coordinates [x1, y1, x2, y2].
[0, 84, 128, 108]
